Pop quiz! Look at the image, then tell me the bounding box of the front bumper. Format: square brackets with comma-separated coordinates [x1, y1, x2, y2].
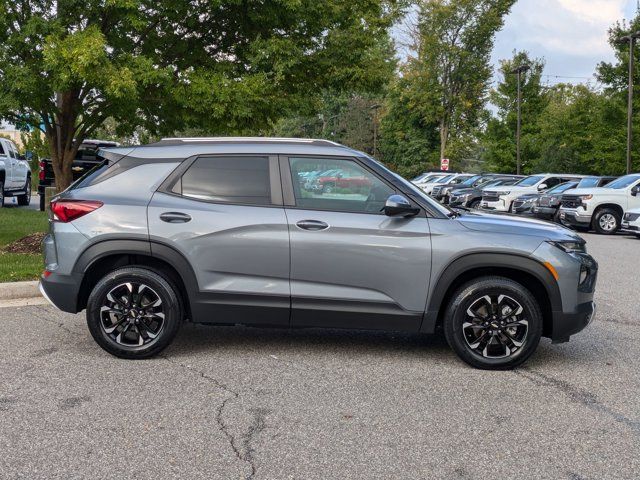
[532, 205, 557, 218]
[480, 198, 510, 212]
[559, 208, 592, 227]
[552, 301, 596, 343]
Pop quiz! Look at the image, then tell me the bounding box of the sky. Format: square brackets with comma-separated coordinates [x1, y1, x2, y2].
[491, 0, 639, 86]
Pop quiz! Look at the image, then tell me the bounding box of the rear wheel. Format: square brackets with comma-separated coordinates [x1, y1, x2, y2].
[444, 276, 543, 370]
[17, 177, 31, 206]
[592, 208, 620, 235]
[39, 194, 45, 211]
[86, 267, 183, 359]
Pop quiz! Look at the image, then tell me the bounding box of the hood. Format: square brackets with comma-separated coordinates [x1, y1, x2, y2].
[515, 193, 541, 200]
[488, 185, 535, 194]
[563, 187, 625, 197]
[451, 187, 475, 195]
[456, 211, 582, 241]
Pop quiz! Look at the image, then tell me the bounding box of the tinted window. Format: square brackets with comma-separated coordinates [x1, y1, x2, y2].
[289, 157, 394, 214]
[515, 175, 545, 186]
[0, 142, 4, 155]
[181, 156, 271, 205]
[68, 160, 111, 191]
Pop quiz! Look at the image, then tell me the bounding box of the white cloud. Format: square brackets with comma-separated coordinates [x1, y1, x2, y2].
[492, 0, 634, 81]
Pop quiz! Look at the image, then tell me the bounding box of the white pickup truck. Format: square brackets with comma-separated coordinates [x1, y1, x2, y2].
[558, 173, 640, 234]
[0, 137, 31, 207]
[480, 173, 584, 213]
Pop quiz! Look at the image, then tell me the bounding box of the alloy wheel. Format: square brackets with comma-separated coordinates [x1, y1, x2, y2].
[100, 282, 165, 347]
[463, 294, 529, 359]
[598, 213, 617, 232]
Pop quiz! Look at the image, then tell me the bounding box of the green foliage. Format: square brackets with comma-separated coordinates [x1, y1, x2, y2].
[0, 208, 48, 281]
[481, 51, 548, 173]
[0, 0, 404, 190]
[380, 0, 514, 175]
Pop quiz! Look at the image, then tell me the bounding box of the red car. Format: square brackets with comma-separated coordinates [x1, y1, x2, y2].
[317, 171, 373, 193]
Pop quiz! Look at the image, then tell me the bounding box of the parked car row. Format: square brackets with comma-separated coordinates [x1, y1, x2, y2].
[415, 171, 640, 236]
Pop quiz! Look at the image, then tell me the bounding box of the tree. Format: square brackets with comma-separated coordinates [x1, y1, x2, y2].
[596, 8, 640, 173]
[0, 0, 402, 191]
[406, 0, 515, 165]
[481, 51, 548, 173]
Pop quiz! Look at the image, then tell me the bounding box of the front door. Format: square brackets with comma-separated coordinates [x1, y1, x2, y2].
[283, 155, 432, 332]
[148, 155, 290, 326]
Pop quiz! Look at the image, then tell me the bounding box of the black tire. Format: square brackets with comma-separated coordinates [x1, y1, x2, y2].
[469, 199, 481, 209]
[0, 180, 4, 208]
[592, 208, 620, 235]
[39, 194, 45, 211]
[17, 177, 31, 206]
[86, 267, 183, 359]
[552, 209, 561, 223]
[443, 276, 543, 370]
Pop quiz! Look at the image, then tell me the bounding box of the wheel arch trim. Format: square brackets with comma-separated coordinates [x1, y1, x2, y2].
[420, 252, 562, 334]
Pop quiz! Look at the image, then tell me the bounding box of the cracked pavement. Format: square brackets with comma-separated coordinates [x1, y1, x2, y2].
[1, 232, 639, 479]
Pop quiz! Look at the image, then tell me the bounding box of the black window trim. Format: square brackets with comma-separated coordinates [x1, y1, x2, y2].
[157, 153, 284, 208]
[279, 154, 426, 217]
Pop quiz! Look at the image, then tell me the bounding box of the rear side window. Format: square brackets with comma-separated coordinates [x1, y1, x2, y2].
[179, 156, 271, 206]
[0, 142, 4, 155]
[67, 160, 111, 190]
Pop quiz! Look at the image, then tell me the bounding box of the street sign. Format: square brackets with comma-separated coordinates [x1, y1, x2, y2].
[440, 158, 450, 171]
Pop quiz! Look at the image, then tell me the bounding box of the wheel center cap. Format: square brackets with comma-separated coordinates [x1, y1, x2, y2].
[129, 310, 138, 318]
[490, 321, 500, 329]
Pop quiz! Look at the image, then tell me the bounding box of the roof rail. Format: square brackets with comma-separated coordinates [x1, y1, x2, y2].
[153, 137, 343, 147]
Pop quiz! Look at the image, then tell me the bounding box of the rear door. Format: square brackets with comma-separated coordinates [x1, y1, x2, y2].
[148, 154, 290, 326]
[281, 155, 432, 332]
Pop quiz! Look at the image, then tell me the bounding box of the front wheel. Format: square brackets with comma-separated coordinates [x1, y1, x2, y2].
[444, 276, 543, 370]
[469, 199, 481, 209]
[0, 180, 4, 208]
[86, 267, 183, 359]
[592, 208, 620, 235]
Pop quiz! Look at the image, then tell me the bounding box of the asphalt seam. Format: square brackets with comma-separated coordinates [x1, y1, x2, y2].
[515, 368, 640, 436]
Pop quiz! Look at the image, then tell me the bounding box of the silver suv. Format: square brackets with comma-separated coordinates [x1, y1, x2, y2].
[40, 138, 598, 369]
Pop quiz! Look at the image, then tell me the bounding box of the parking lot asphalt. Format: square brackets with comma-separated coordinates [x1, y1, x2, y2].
[1, 232, 639, 479]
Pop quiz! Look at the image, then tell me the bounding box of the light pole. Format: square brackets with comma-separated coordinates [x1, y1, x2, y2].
[370, 103, 381, 158]
[510, 64, 530, 175]
[617, 32, 640, 174]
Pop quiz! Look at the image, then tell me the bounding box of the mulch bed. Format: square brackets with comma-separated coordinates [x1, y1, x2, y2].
[2, 232, 47, 254]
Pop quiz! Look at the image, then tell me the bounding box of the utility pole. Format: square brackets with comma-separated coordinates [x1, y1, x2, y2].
[370, 103, 381, 158]
[618, 32, 640, 174]
[509, 65, 530, 175]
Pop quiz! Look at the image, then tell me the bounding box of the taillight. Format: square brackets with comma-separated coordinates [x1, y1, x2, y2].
[51, 200, 103, 223]
[39, 161, 45, 181]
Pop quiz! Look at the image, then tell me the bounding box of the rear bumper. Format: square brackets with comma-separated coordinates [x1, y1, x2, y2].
[39, 272, 82, 313]
[551, 301, 596, 343]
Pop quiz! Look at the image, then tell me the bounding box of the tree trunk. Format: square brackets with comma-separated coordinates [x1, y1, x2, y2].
[45, 91, 83, 192]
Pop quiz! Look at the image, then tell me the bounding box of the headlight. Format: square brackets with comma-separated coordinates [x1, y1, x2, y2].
[579, 194, 593, 200]
[499, 191, 511, 196]
[547, 240, 587, 254]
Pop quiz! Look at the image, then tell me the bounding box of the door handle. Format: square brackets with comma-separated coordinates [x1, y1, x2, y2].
[160, 212, 192, 223]
[296, 220, 329, 231]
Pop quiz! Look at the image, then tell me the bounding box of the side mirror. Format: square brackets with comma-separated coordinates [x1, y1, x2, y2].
[383, 195, 420, 218]
[537, 183, 548, 191]
[632, 185, 640, 196]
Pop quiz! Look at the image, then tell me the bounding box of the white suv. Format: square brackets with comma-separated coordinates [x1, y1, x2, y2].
[559, 174, 640, 234]
[481, 174, 584, 213]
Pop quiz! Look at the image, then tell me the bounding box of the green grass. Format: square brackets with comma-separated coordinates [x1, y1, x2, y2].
[0, 208, 49, 282]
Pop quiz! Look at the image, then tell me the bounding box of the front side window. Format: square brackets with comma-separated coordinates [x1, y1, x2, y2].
[180, 156, 272, 205]
[515, 175, 545, 187]
[289, 157, 394, 213]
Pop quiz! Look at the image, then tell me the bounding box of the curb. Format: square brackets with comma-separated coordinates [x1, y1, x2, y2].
[0, 280, 42, 300]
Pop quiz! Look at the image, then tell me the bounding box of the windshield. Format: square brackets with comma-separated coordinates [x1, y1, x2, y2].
[435, 175, 454, 183]
[412, 173, 431, 182]
[457, 175, 482, 187]
[577, 177, 600, 188]
[605, 174, 640, 189]
[515, 175, 545, 187]
[547, 182, 577, 194]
